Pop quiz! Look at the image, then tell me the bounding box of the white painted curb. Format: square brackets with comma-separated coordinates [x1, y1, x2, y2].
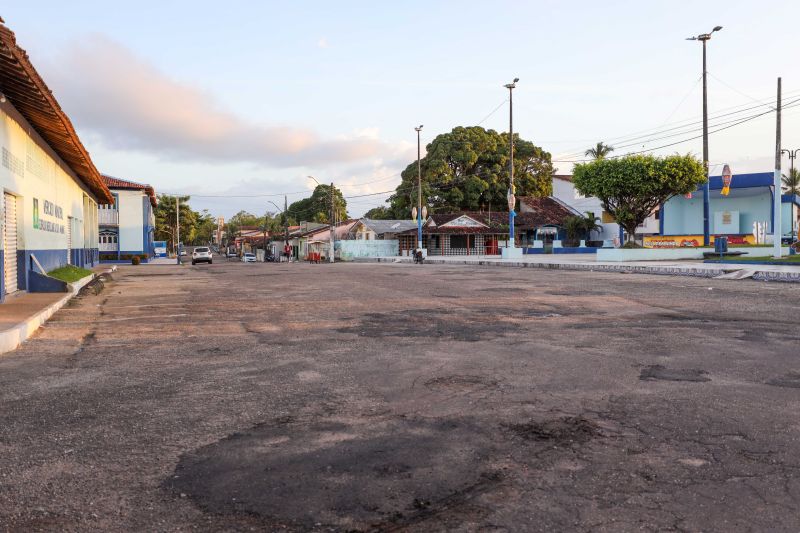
[0, 265, 117, 355]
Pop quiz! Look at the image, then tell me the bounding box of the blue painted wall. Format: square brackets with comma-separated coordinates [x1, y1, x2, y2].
[663, 189, 772, 235]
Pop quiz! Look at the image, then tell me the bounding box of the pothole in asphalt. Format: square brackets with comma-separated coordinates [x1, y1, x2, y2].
[640, 365, 710, 382]
[339, 309, 518, 342]
[166, 417, 498, 529]
[425, 374, 499, 391]
[765, 372, 800, 389]
[504, 416, 600, 445]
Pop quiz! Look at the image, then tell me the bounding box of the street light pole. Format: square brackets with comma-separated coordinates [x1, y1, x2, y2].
[781, 148, 799, 242]
[176, 196, 181, 265]
[415, 125, 424, 249]
[504, 78, 519, 250]
[687, 26, 722, 247]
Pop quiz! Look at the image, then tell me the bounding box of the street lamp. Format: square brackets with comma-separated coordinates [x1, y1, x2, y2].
[414, 125, 424, 251]
[687, 25, 722, 246]
[308, 175, 335, 263]
[781, 148, 800, 242]
[503, 78, 519, 256]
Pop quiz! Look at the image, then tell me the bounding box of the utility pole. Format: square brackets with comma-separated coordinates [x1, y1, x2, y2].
[503, 78, 519, 257]
[781, 148, 799, 242]
[774, 77, 782, 259]
[329, 183, 335, 263]
[176, 196, 181, 265]
[284, 195, 288, 244]
[687, 26, 722, 247]
[415, 125, 424, 251]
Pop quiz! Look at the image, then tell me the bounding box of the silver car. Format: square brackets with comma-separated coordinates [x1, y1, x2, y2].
[192, 247, 213, 265]
[241, 253, 257, 263]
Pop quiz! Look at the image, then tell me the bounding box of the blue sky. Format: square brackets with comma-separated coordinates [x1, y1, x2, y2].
[3, 1, 799, 218]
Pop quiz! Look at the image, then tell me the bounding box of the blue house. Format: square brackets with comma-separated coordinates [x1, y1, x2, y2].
[654, 172, 800, 246]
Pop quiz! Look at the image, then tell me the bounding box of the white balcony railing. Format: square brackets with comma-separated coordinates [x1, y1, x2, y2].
[99, 209, 119, 225]
[99, 243, 118, 252]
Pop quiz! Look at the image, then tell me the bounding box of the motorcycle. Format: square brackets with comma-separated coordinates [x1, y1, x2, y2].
[413, 249, 424, 264]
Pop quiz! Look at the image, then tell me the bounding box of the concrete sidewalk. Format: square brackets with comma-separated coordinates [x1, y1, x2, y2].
[0, 265, 115, 354]
[361, 254, 800, 283]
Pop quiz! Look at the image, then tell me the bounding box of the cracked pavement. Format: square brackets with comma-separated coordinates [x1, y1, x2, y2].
[1, 261, 799, 531]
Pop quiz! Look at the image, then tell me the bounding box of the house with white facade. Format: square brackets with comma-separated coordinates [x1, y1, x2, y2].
[98, 175, 156, 260]
[551, 174, 659, 243]
[1, 19, 113, 301]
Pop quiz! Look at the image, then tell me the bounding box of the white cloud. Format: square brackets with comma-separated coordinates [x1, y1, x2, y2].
[44, 35, 396, 169]
[317, 37, 329, 49]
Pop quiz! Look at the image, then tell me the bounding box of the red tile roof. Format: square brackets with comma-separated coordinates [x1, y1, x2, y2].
[0, 21, 113, 204]
[101, 174, 157, 207]
[517, 196, 578, 227]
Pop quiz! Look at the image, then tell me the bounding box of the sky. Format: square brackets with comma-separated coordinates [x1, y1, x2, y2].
[2, 0, 800, 219]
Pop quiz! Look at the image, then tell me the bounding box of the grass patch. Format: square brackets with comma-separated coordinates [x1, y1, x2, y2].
[707, 255, 800, 264]
[48, 265, 94, 283]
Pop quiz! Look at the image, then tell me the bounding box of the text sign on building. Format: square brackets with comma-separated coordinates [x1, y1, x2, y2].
[32, 198, 65, 234]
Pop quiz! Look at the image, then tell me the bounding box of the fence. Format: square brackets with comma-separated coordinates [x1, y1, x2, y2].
[339, 240, 399, 260]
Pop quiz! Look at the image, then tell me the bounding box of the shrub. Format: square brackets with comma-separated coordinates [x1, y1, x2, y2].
[131, 256, 141, 265]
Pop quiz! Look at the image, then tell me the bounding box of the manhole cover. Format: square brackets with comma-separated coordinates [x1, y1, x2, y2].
[167, 417, 497, 529]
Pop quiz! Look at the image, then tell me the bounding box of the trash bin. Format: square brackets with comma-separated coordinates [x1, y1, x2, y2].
[714, 236, 728, 253]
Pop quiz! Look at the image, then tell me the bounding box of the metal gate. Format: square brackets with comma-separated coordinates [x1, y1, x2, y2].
[4, 193, 18, 293]
[66, 217, 73, 265]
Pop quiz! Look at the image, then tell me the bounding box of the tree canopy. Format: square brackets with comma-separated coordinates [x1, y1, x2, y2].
[363, 206, 394, 220]
[386, 126, 553, 217]
[287, 184, 347, 223]
[572, 154, 706, 245]
[154, 195, 200, 251]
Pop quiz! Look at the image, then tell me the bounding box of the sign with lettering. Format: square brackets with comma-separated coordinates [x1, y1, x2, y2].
[32, 198, 65, 234]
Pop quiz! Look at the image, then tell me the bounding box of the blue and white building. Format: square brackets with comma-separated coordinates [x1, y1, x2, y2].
[1, 19, 113, 301]
[99, 175, 157, 260]
[659, 172, 800, 245]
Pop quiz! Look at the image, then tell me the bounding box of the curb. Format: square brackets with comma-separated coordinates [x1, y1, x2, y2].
[0, 265, 117, 355]
[357, 257, 800, 283]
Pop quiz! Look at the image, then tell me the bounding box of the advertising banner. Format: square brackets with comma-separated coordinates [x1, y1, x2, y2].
[643, 234, 755, 248]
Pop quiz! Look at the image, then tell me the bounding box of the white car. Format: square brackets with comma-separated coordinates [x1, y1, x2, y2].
[241, 253, 257, 263]
[192, 247, 213, 265]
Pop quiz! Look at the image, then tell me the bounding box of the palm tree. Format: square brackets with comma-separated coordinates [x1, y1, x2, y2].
[783, 168, 800, 195]
[585, 142, 615, 160]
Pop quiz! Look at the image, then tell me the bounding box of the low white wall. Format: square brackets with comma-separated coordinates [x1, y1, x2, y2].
[339, 240, 398, 260]
[597, 246, 790, 262]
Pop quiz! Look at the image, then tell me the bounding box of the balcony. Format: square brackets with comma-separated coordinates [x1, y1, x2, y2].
[99, 209, 119, 225]
[99, 242, 118, 252]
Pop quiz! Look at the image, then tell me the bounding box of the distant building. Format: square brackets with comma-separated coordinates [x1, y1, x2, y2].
[349, 219, 418, 240]
[99, 175, 157, 260]
[1, 20, 113, 300]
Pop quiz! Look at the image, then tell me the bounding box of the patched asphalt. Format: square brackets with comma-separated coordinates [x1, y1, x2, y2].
[1, 261, 799, 531]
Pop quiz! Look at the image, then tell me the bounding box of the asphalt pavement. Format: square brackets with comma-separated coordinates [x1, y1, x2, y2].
[1, 260, 799, 531]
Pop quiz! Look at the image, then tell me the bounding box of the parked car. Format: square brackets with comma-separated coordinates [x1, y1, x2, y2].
[180, 249, 187, 256]
[241, 253, 257, 263]
[192, 247, 213, 265]
[226, 250, 238, 258]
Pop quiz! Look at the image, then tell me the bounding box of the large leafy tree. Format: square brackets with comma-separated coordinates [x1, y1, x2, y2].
[573, 154, 706, 245]
[288, 184, 347, 223]
[363, 206, 393, 220]
[154, 194, 198, 252]
[585, 142, 615, 160]
[387, 126, 553, 217]
[193, 210, 217, 245]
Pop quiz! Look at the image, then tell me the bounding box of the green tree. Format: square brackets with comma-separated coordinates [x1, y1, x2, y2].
[287, 184, 347, 223]
[573, 154, 706, 246]
[224, 210, 260, 245]
[564, 212, 602, 241]
[585, 142, 615, 160]
[363, 206, 394, 220]
[387, 126, 553, 217]
[193, 210, 216, 245]
[154, 195, 198, 253]
[783, 168, 800, 195]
